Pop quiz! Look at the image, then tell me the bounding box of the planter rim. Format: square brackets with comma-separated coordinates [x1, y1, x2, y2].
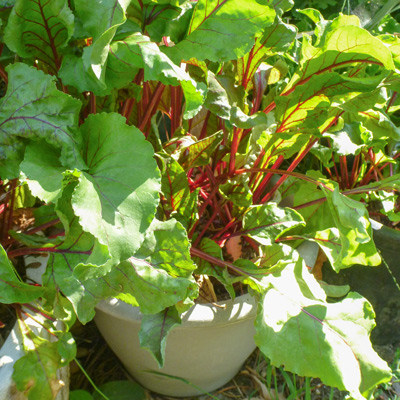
[95, 293, 257, 328]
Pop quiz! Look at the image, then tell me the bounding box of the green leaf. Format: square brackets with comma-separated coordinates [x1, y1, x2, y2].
[139, 306, 181, 367]
[276, 72, 384, 135]
[70, 391, 94, 400]
[104, 32, 205, 118]
[237, 16, 296, 86]
[178, 130, 223, 169]
[20, 142, 65, 203]
[56, 331, 76, 366]
[42, 183, 111, 322]
[219, 177, 252, 208]
[243, 203, 305, 245]
[324, 187, 381, 267]
[134, 219, 196, 279]
[13, 331, 67, 400]
[291, 177, 381, 271]
[71, 113, 160, 266]
[117, 257, 197, 314]
[94, 381, 146, 400]
[74, 0, 131, 85]
[255, 259, 392, 399]
[324, 123, 366, 156]
[159, 154, 191, 215]
[193, 238, 239, 298]
[119, 218, 198, 314]
[348, 109, 400, 141]
[145, 1, 194, 43]
[0, 63, 84, 172]
[164, 0, 275, 62]
[4, 0, 74, 74]
[285, 24, 395, 94]
[139, 34, 206, 119]
[0, 244, 44, 304]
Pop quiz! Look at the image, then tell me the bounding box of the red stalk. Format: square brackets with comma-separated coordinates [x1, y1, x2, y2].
[252, 155, 284, 204]
[229, 128, 242, 176]
[90, 92, 96, 114]
[193, 207, 218, 247]
[339, 156, 349, 189]
[138, 82, 165, 134]
[260, 137, 319, 203]
[386, 91, 398, 113]
[190, 247, 262, 278]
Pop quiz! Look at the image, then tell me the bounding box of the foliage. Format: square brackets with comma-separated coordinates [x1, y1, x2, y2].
[0, 0, 399, 399]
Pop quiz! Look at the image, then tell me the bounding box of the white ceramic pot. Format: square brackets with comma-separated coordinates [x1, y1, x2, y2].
[94, 293, 257, 396]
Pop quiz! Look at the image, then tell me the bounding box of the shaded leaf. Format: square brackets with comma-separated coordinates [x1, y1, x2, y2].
[21, 142, 65, 203]
[94, 381, 145, 400]
[74, 0, 131, 84]
[4, 0, 74, 74]
[0, 63, 84, 175]
[139, 306, 181, 367]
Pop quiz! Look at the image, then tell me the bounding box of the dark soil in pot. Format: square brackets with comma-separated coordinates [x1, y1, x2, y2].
[322, 220, 400, 346]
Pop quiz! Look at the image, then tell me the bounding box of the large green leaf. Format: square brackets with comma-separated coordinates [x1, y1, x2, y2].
[164, 0, 276, 63]
[0, 63, 84, 177]
[275, 72, 386, 135]
[255, 259, 391, 400]
[139, 306, 181, 367]
[118, 218, 198, 314]
[243, 203, 305, 245]
[71, 113, 160, 266]
[0, 244, 44, 304]
[4, 0, 74, 73]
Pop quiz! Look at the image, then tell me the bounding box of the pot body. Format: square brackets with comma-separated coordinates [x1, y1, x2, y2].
[94, 294, 257, 396]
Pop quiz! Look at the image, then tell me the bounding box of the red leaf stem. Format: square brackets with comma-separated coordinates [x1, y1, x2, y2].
[252, 155, 284, 204]
[22, 303, 56, 322]
[339, 156, 349, 189]
[386, 91, 397, 113]
[138, 82, 165, 134]
[350, 154, 361, 188]
[229, 128, 242, 176]
[193, 207, 218, 247]
[190, 246, 260, 277]
[260, 137, 319, 203]
[90, 92, 96, 114]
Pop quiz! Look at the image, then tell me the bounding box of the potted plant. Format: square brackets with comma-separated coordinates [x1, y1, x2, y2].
[0, 0, 399, 399]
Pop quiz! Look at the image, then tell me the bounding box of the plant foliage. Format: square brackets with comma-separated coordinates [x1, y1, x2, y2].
[0, 0, 399, 399]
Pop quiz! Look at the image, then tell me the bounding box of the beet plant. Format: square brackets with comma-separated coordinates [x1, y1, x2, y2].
[0, 0, 399, 398]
